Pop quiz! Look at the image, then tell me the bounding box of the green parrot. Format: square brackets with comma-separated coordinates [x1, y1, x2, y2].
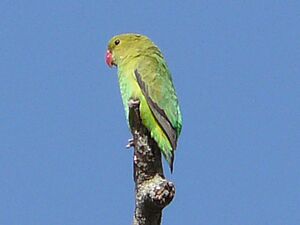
[106, 33, 182, 172]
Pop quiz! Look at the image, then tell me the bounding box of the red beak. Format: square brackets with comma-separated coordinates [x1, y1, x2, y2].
[106, 50, 113, 67]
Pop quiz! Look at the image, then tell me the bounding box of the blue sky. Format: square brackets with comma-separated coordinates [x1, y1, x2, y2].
[1, 1, 299, 225]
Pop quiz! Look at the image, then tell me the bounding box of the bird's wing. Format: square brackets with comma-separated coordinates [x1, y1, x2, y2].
[134, 56, 181, 150]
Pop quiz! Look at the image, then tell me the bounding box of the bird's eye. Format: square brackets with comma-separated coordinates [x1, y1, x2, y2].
[114, 39, 120, 45]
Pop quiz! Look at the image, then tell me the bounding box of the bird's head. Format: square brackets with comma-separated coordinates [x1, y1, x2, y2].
[105, 33, 157, 68]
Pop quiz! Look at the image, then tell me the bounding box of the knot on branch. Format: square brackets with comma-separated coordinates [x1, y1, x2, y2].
[144, 177, 175, 209]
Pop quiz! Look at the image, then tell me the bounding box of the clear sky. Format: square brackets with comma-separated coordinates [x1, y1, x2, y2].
[1, 1, 299, 225]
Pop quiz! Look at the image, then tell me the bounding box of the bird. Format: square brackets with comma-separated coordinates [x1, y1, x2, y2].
[106, 33, 182, 172]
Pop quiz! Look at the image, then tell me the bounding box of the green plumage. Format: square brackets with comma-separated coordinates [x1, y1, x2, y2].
[107, 33, 182, 171]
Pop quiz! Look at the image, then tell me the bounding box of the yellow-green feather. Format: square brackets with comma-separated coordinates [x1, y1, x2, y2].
[118, 62, 174, 167]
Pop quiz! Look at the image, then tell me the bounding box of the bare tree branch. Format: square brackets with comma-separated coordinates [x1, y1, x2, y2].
[128, 100, 175, 225]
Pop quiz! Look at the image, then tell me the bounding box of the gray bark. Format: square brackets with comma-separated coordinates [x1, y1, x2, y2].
[128, 100, 175, 225]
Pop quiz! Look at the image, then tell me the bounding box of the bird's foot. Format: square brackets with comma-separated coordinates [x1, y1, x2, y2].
[126, 138, 135, 149]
